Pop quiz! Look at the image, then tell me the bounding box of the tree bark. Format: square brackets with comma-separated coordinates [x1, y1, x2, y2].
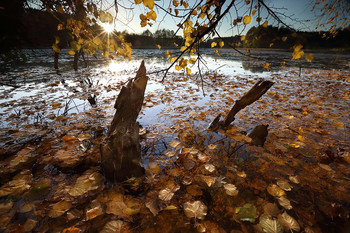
[100, 61, 147, 183]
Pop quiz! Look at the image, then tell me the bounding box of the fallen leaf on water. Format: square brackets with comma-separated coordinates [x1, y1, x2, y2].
[62, 227, 82, 233]
[184, 200, 207, 220]
[169, 140, 181, 148]
[158, 188, 174, 201]
[0, 201, 13, 213]
[165, 150, 175, 157]
[0, 178, 31, 197]
[48, 200, 72, 218]
[263, 202, 280, 217]
[68, 172, 103, 197]
[208, 144, 218, 150]
[289, 175, 300, 184]
[277, 196, 293, 210]
[164, 205, 177, 210]
[236, 203, 257, 223]
[204, 164, 215, 172]
[201, 176, 216, 187]
[86, 201, 103, 221]
[318, 163, 333, 171]
[277, 179, 292, 191]
[23, 219, 38, 232]
[278, 212, 300, 232]
[267, 184, 286, 197]
[224, 183, 239, 196]
[100, 220, 130, 233]
[259, 214, 283, 233]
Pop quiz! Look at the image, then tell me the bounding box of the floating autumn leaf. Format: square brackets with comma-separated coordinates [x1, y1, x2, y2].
[198, 152, 210, 162]
[0, 201, 13, 213]
[0, 178, 31, 197]
[51, 102, 61, 108]
[305, 53, 314, 62]
[48, 200, 72, 218]
[165, 150, 175, 157]
[262, 20, 268, 28]
[23, 219, 38, 232]
[68, 172, 103, 196]
[236, 204, 257, 223]
[158, 188, 174, 201]
[62, 227, 81, 233]
[277, 179, 292, 191]
[278, 212, 300, 232]
[184, 200, 207, 220]
[259, 214, 283, 233]
[201, 176, 216, 187]
[267, 184, 286, 197]
[243, 15, 251, 24]
[228, 133, 252, 143]
[164, 205, 177, 210]
[292, 44, 304, 60]
[54, 149, 81, 168]
[204, 164, 215, 172]
[86, 201, 103, 221]
[169, 140, 181, 148]
[263, 203, 280, 217]
[277, 196, 292, 210]
[9, 146, 35, 168]
[208, 144, 218, 150]
[224, 183, 239, 196]
[211, 42, 217, 48]
[219, 41, 224, 48]
[100, 220, 130, 233]
[288, 175, 300, 184]
[264, 63, 270, 69]
[78, 133, 91, 141]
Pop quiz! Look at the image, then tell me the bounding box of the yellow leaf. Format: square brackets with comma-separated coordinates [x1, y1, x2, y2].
[135, 0, 142, 4]
[67, 50, 75, 55]
[165, 205, 177, 210]
[175, 65, 182, 71]
[262, 20, 268, 28]
[52, 44, 60, 53]
[147, 10, 157, 21]
[269, 43, 274, 47]
[241, 35, 246, 41]
[144, 0, 155, 10]
[170, 57, 177, 63]
[281, 61, 286, 66]
[57, 24, 64, 31]
[183, 1, 189, 8]
[264, 63, 270, 69]
[173, 0, 179, 7]
[282, 36, 287, 42]
[211, 42, 217, 48]
[294, 44, 303, 52]
[243, 15, 251, 25]
[292, 50, 304, 60]
[246, 48, 250, 54]
[189, 58, 196, 64]
[165, 50, 172, 58]
[305, 53, 314, 62]
[186, 67, 191, 75]
[51, 102, 61, 108]
[156, 44, 161, 49]
[219, 41, 224, 48]
[56, 5, 64, 14]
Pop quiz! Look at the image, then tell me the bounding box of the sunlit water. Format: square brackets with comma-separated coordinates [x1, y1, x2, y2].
[0, 48, 349, 131]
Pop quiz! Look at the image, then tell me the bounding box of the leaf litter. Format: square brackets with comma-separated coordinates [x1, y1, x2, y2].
[0, 57, 349, 232]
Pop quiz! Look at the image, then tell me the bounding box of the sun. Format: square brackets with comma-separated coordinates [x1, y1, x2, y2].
[101, 23, 115, 33]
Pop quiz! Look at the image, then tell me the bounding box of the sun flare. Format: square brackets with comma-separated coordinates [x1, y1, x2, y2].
[101, 23, 115, 33]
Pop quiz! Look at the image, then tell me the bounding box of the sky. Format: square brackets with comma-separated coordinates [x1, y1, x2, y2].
[104, 0, 337, 37]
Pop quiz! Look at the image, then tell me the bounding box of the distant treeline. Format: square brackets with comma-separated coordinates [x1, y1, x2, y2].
[9, 9, 350, 51]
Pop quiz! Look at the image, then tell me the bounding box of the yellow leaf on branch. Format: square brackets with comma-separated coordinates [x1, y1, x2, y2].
[243, 15, 251, 25]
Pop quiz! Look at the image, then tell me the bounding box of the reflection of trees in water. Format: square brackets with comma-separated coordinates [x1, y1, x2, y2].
[241, 60, 265, 73]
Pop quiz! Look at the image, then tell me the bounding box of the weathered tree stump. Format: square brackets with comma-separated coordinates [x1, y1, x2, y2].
[100, 61, 148, 183]
[208, 79, 274, 130]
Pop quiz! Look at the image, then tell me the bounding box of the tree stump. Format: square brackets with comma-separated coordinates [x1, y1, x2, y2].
[208, 79, 274, 130]
[100, 61, 148, 183]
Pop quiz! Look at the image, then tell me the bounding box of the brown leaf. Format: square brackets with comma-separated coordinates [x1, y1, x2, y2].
[184, 200, 207, 220]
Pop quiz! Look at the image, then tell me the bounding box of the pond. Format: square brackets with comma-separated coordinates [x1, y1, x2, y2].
[0, 48, 349, 232]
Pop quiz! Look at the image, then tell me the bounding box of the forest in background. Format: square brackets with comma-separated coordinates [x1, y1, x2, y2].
[8, 9, 350, 52]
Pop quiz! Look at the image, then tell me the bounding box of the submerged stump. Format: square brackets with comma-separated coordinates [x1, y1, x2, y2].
[100, 61, 147, 183]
